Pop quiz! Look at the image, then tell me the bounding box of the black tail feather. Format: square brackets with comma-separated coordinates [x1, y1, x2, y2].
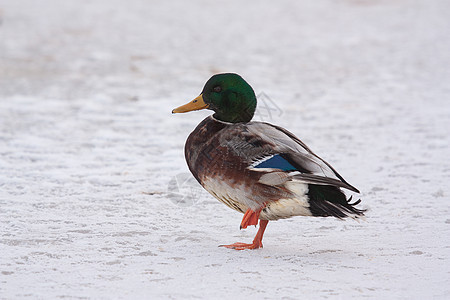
[307, 185, 365, 218]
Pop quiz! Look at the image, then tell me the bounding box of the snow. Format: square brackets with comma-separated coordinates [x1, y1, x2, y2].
[1, 0, 449, 299]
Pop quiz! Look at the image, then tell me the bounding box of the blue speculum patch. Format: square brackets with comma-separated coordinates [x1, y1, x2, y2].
[254, 154, 297, 171]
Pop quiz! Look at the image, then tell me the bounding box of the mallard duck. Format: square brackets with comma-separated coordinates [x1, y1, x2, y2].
[172, 73, 364, 250]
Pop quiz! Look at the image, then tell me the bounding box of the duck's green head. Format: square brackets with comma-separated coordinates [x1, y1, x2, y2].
[172, 73, 257, 123]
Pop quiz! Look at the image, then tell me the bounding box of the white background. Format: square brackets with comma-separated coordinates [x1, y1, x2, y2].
[1, 0, 449, 299]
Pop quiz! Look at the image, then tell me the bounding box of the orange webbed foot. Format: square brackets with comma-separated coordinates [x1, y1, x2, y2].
[219, 241, 263, 250]
[240, 208, 262, 229]
[220, 220, 269, 251]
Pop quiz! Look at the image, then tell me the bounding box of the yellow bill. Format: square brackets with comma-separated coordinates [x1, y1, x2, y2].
[172, 94, 209, 113]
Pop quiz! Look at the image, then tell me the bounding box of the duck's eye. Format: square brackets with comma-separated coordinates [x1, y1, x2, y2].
[213, 86, 222, 93]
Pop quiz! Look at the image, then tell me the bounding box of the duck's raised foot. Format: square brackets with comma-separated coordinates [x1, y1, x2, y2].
[240, 208, 262, 229]
[219, 242, 263, 250]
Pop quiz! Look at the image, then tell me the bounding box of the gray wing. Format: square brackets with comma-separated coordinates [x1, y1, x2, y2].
[218, 121, 359, 193]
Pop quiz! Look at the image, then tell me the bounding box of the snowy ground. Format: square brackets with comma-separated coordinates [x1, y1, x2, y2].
[1, 0, 449, 299]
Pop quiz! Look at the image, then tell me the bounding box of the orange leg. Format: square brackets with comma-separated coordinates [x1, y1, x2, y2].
[220, 220, 269, 250]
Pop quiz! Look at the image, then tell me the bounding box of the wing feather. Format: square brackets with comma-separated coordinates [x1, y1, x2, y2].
[218, 121, 359, 193]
